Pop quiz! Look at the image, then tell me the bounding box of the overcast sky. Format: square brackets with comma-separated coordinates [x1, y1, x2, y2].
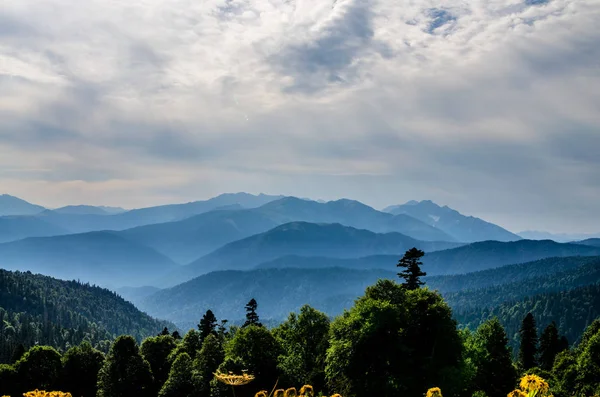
[1, 0, 599, 233]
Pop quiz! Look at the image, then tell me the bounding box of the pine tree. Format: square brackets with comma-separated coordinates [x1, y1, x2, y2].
[397, 248, 426, 290]
[198, 309, 218, 342]
[172, 330, 182, 340]
[243, 298, 262, 328]
[519, 312, 538, 370]
[539, 321, 560, 370]
[160, 327, 170, 336]
[97, 335, 154, 397]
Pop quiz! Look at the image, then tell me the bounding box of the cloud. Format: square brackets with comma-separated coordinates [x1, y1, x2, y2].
[0, 0, 599, 232]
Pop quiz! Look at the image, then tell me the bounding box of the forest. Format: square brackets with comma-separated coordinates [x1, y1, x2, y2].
[1, 250, 599, 397]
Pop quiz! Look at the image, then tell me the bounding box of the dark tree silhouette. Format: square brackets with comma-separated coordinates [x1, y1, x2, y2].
[198, 310, 218, 342]
[539, 321, 561, 370]
[172, 330, 182, 340]
[243, 298, 262, 327]
[160, 327, 170, 336]
[397, 247, 426, 290]
[519, 312, 538, 370]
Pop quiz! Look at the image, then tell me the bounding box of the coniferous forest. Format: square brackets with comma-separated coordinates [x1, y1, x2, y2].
[2, 249, 600, 397]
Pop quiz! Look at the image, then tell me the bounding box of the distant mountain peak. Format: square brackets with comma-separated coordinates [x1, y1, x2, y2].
[0, 194, 46, 216]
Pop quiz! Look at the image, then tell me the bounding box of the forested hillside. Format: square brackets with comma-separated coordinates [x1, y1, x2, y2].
[456, 284, 600, 348]
[0, 269, 174, 363]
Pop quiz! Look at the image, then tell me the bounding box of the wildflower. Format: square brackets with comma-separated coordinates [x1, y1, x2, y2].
[519, 374, 550, 395]
[427, 387, 443, 397]
[255, 391, 268, 397]
[299, 385, 314, 397]
[508, 390, 528, 397]
[214, 371, 256, 386]
[285, 387, 298, 397]
[274, 389, 285, 397]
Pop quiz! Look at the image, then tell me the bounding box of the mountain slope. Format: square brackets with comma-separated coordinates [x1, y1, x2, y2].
[0, 269, 173, 362]
[258, 241, 600, 276]
[118, 209, 280, 263]
[456, 284, 600, 347]
[0, 194, 45, 216]
[258, 197, 455, 242]
[578, 238, 600, 247]
[0, 216, 69, 243]
[384, 200, 520, 242]
[0, 232, 178, 287]
[168, 222, 462, 285]
[421, 239, 600, 275]
[138, 267, 396, 326]
[31, 193, 283, 234]
[52, 205, 110, 215]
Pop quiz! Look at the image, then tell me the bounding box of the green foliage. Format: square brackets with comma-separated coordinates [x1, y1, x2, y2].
[170, 329, 203, 362]
[326, 282, 463, 397]
[97, 335, 154, 397]
[274, 305, 330, 391]
[397, 247, 427, 290]
[470, 318, 517, 397]
[15, 345, 62, 392]
[158, 352, 196, 397]
[225, 325, 281, 396]
[194, 334, 225, 397]
[456, 284, 600, 351]
[0, 363, 18, 396]
[61, 341, 104, 397]
[0, 269, 173, 363]
[141, 334, 177, 394]
[519, 313, 538, 370]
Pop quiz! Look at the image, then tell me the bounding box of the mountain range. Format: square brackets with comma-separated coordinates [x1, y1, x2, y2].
[0, 231, 178, 287]
[134, 255, 600, 327]
[0, 194, 45, 216]
[161, 221, 463, 286]
[384, 200, 521, 242]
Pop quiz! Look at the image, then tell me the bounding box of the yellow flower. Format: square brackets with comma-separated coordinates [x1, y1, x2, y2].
[255, 391, 268, 397]
[285, 387, 298, 397]
[427, 387, 443, 397]
[519, 375, 550, 394]
[214, 371, 255, 386]
[299, 385, 314, 397]
[274, 389, 285, 397]
[508, 390, 528, 397]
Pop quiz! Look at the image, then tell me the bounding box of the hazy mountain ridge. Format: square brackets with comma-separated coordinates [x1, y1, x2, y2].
[384, 200, 521, 242]
[0, 231, 178, 288]
[139, 267, 397, 325]
[256, 240, 600, 276]
[137, 255, 600, 327]
[0, 216, 70, 243]
[0, 194, 45, 216]
[165, 222, 462, 286]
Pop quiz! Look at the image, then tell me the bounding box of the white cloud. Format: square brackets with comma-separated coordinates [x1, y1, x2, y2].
[0, 0, 599, 232]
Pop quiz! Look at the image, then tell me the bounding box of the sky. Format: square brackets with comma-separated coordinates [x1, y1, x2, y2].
[0, 0, 599, 234]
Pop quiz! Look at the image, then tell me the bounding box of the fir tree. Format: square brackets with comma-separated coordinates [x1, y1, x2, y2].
[198, 310, 218, 342]
[519, 312, 538, 370]
[539, 321, 560, 370]
[243, 298, 262, 328]
[397, 247, 426, 290]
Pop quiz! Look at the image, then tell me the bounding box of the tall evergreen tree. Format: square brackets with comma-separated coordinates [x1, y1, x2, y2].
[97, 335, 154, 397]
[198, 310, 218, 342]
[472, 318, 517, 397]
[397, 247, 426, 290]
[141, 335, 177, 395]
[243, 298, 262, 328]
[539, 321, 560, 370]
[519, 312, 538, 370]
[194, 334, 225, 397]
[158, 352, 195, 397]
